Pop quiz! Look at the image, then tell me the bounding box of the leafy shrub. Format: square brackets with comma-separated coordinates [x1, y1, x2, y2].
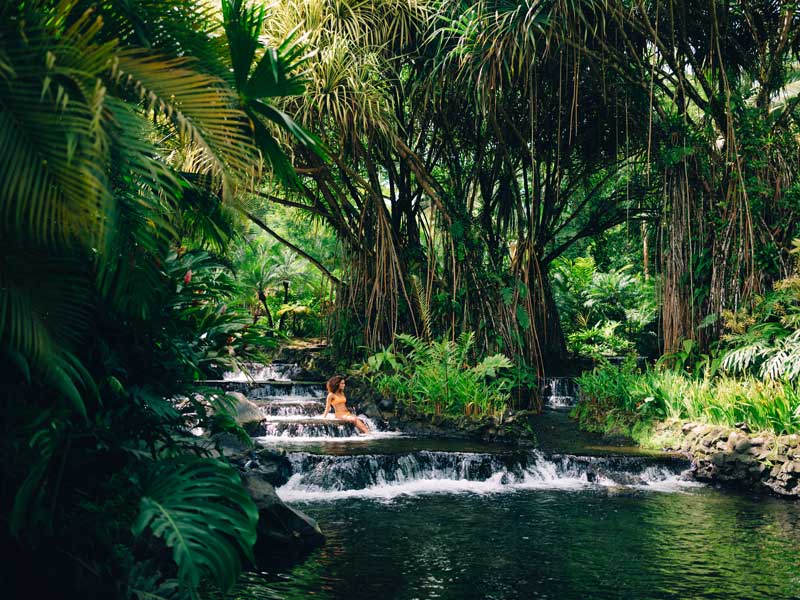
[719, 245, 800, 381]
[576, 361, 800, 436]
[364, 332, 513, 417]
[552, 256, 657, 358]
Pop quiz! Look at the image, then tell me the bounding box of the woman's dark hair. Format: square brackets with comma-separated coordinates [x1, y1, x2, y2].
[326, 375, 345, 393]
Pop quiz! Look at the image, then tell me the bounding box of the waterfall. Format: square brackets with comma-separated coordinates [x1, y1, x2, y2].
[216, 362, 395, 442]
[540, 377, 580, 410]
[223, 362, 302, 382]
[202, 361, 703, 502]
[277, 450, 697, 501]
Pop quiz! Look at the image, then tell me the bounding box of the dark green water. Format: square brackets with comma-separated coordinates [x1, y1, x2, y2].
[237, 486, 800, 600]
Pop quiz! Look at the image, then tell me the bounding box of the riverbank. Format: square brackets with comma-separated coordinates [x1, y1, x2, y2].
[573, 406, 800, 498]
[651, 419, 800, 497]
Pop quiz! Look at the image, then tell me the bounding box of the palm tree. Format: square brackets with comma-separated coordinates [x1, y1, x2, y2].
[0, 1, 310, 596]
[1, 0, 257, 407]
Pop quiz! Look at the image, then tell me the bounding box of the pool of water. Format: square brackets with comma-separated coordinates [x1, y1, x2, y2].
[235, 486, 800, 599]
[205, 368, 800, 599]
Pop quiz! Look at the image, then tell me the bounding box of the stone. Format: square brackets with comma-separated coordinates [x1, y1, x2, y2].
[711, 453, 726, 467]
[242, 473, 325, 559]
[210, 431, 251, 456]
[250, 450, 292, 487]
[378, 397, 395, 411]
[784, 461, 800, 474]
[733, 453, 756, 466]
[227, 391, 265, 434]
[682, 422, 699, 434]
[734, 438, 751, 453]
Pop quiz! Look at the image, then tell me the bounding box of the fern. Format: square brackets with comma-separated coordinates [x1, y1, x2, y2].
[472, 354, 513, 379]
[411, 275, 432, 340]
[132, 457, 258, 598]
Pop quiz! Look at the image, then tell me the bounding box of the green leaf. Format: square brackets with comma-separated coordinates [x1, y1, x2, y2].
[132, 457, 258, 597]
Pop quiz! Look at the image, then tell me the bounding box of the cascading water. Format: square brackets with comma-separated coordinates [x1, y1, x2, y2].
[540, 376, 580, 410]
[224, 381, 325, 400]
[223, 361, 302, 382]
[277, 450, 697, 501]
[206, 362, 701, 496]
[216, 362, 394, 442]
[207, 363, 800, 600]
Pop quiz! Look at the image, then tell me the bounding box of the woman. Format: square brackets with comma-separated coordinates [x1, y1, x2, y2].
[322, 375, 370, 434]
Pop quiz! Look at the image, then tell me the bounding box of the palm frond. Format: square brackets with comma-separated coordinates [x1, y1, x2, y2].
[0, 19, 113, 244]
[112, 51, 259, 194]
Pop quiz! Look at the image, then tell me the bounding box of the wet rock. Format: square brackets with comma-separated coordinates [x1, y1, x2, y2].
[227, 447, 292, 487]
[242, 473, 325, 559]
[210, 431, 252, 456]
[378, 397, 395, 411]
[227, 391, 266, 435]
[711, 453, 726, 467]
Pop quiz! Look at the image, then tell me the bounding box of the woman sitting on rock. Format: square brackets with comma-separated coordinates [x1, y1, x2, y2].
[322, 375, 370, 434]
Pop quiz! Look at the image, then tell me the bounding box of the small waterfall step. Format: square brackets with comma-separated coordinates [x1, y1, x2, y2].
[277, 449, 697, 501]
[260, 421, 361, 438]
[262, 401, 325, 417]
[540, 376, 580, 410]
[222, 361, 303, 382]
[218, 381, 325, 400]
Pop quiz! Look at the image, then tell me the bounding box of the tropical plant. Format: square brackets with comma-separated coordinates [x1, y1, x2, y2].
[0, 1, 309, 596]
[720, 244, 800, 381]
[132, 457, 259, 598]
[576, 361, 800, 437]
[365, 332, 513, 417]
[552, 254, 658, 358]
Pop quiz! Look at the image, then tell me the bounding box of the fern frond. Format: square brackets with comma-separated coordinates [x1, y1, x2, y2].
[411, 275, 432, 340]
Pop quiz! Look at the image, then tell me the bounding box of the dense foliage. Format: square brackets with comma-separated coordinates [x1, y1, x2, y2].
[552, 252, 658, 358]
[3, 0, 800, 597]
[364, 333, 513, 418]
[576, 360, 800, 439]
[0, 0, 314, 597]
[576, 244, 800, 438]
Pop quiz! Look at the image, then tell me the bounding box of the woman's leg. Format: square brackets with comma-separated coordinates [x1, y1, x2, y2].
[340, 414, 369, 434]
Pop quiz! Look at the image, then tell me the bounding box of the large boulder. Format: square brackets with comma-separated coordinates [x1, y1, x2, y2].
[242, 472, 325, 559]
[226, 446, 293, 487]
[227, 391, 265, 435]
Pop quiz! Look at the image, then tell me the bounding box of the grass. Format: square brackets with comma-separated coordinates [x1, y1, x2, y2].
[575, 360, 800, 437]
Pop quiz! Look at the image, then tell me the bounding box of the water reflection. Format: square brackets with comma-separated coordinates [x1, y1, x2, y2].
[234, 487, 800, 600]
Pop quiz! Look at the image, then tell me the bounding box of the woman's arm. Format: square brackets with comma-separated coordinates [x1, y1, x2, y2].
[322, 393, 332, 417]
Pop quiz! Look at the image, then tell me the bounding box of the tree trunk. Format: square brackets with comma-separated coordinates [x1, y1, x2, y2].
[257, 289, 275, 328]
[278, 280, 290, 331]
[534, 270, 568, 372]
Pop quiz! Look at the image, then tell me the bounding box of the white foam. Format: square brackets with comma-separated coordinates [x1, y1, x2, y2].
[262, 395, 324, 403]
[222, 363, 302, 382]
[255, 430, 404, 444]
[276, 453, 700, 502]
[277, 471, 698, 502]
